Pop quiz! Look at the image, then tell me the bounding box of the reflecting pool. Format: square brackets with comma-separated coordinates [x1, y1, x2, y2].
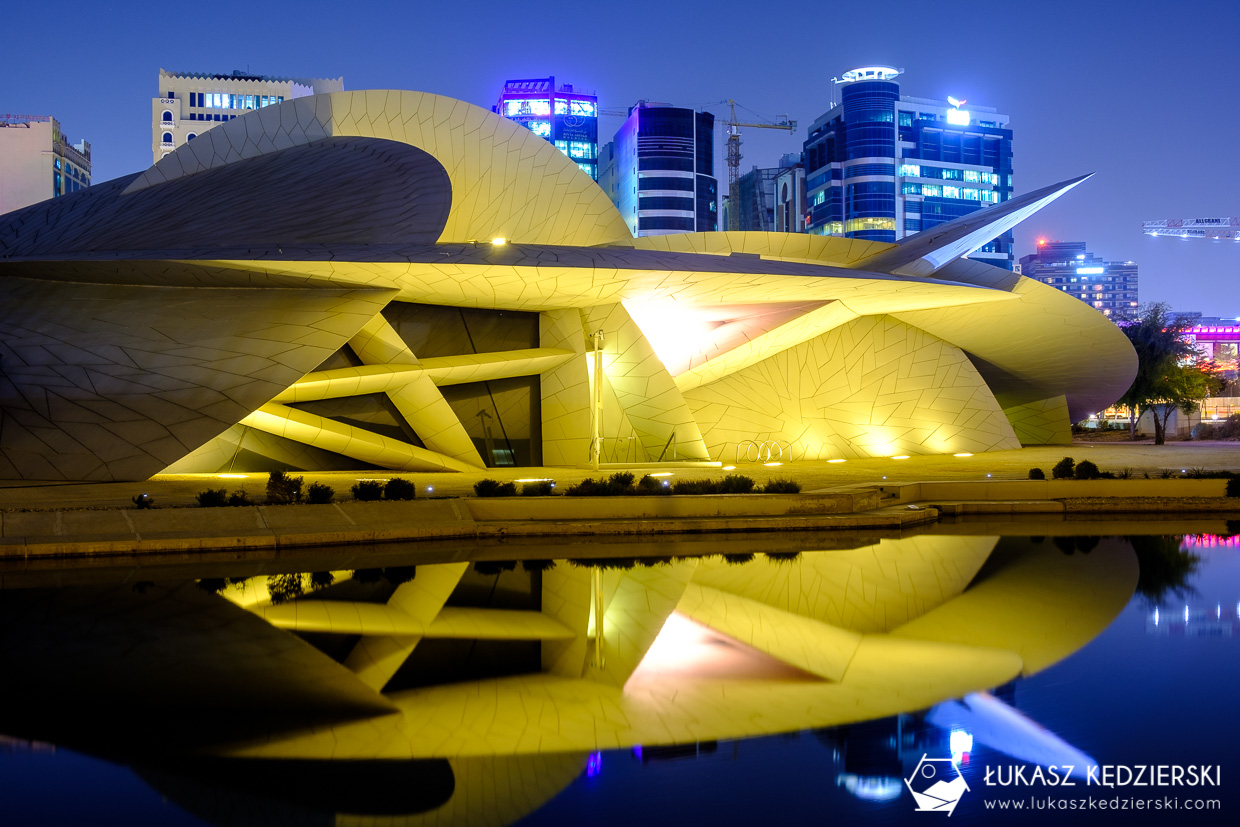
[1, 528, 1238, 824]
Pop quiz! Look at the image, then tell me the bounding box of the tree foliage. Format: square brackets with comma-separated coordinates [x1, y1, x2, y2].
[1116, 303, 1222, 444]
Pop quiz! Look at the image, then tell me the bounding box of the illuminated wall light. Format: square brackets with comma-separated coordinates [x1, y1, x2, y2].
[953, 452, 974, 457]
[722, 465, 736, 471]
[891, 455, 910, 460]
[491, 237, 507, 245]
[764, 461, 783, 466]
[426, 486, 434, 492]
[828, 459, 846, 464]
[648, 472, 674, 477]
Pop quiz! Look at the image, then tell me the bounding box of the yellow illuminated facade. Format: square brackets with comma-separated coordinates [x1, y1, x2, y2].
[0, 91, 1135, 480]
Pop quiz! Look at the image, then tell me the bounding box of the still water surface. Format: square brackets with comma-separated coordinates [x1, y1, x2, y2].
[1, 529, 1237, 825]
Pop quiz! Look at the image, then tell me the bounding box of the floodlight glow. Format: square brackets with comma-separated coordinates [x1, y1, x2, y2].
[954, 452, 974, 457]
[1076, 267, 1103, 275]
[648, 472, 674, 477]
[828, 459, 846, 463]
[945, 108, 970, 126]
[764, 461, 783, 467]
[949, 729, 974, 761]
[892, 455, 911, 460]
[516, 478, 554, 482]
[491, 237, 507, 245]
[722, 465, 736, 471]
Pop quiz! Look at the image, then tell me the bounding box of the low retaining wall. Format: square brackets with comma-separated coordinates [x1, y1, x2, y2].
[872, 479, 1230, 503]
[463, 491, 879, 521]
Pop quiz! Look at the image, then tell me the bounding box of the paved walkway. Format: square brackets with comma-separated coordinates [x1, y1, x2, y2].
[0, 441, 1237, 511]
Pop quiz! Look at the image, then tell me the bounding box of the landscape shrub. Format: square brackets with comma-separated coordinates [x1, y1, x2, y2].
[635, 474, 671, 495]
[1051, 457, 1076, 480]
[383, 565, 417, 585]
[475, 478, 517, 497]
[266, 470, 303, 504]
[1227, 477, 1240, 498]
[762, 478, 800, 494]
[565, 472, 637, 496]
[227, 489, 252, 507]
[521, 480, 555, 496]
[521, 559, 556, 571]
[764, 552, 801, 563]
[722, 553, 755, 565]
[306, 482, 335, 504]
[309, 571, 335, 589]
[131, 493, 154, 509]
[1116, 468, 1133, 480]
[1074, 460, 1101, 480]
[670, 478, 717, 495]
[196, 488, 228, 507]
[474, 560, 518, 575]
[1028, 468, 1046, 480]
[384, 477, 416, 500]
[717, 474, 757, 494]
[351, 480, 384, 501]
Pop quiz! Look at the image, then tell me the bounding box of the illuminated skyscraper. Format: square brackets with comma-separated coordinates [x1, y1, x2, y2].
[803, 66, 1014, 269]
[493, 77, 598, 180]
[599, 101, 717, 237]
[1019, 241, 1138, 317]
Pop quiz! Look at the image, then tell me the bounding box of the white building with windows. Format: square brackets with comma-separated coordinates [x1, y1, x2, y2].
[152, 69, 343, 163]
[0, 115, 90, 215]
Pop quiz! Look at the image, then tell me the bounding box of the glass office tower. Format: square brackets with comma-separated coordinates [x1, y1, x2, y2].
[803, 67, 1014, 268]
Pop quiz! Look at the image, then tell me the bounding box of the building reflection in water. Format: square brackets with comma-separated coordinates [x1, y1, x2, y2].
[0, 534, 1143, 824]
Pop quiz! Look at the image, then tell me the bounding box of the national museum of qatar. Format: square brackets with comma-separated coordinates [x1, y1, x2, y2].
[0, 91, 1136, 482]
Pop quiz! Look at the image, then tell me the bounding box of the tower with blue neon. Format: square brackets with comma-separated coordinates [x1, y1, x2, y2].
[493, 77, 599, 180]
[803, 67, 1015, 269]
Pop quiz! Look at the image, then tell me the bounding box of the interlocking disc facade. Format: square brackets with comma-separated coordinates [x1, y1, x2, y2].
[0, 91, 1136, 481]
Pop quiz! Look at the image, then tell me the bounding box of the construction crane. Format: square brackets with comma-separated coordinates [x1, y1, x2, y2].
[715, 100, 797, 230]
[1143, 218, 1240, 241]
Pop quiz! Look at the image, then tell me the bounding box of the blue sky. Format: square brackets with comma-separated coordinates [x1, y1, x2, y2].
[4, 0, 1238, 313]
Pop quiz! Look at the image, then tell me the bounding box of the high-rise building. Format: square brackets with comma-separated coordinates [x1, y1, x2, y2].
[153, 69, 343, 163]
[0, 115, 90, 215]
[600, 101, 717, 237]
[493, 77, 599, 180]
[803, 66, 1014, 268]
[1019, 241, 1138, 317]
[732, 154, 805, 232]
[774, 154, 806, 234]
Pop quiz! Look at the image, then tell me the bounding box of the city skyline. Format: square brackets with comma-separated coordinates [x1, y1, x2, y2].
[2, 0, 1237, 314]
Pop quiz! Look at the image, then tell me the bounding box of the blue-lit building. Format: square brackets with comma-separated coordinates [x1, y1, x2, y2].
[1019, 241, 1138, 317]
[493, 77, 599, 180]
[803, 67, 1014, 269]
[598, 101, 718, 237]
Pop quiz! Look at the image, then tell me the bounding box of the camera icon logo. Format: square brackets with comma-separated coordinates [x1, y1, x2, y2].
[904, 755, 969, 815]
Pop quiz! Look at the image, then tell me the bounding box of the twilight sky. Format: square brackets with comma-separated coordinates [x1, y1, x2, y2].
[3, 0, 1237, 315]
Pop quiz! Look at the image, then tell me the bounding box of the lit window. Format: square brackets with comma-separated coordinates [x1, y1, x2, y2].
[527, 120, 551, 138]
[812, 190, 826, 206]
[568, 141, 595, 159]
[505, 98, 551, 117]
[963, 188, 980, 201]
[898, 163, 921, 177]
[963, 170, 980, 182]
[845, 217, 896, 233]
[922, 184, 942, 197]
[943, 185, 960, 199]
[554, 99, 568, 115]
[571, 100, 596, 117]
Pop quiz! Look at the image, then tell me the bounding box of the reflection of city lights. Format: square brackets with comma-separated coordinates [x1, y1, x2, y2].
[586, 751, 602, 777]
[1185, 605, 1190, 623]
[1154, 607, 1159, 626]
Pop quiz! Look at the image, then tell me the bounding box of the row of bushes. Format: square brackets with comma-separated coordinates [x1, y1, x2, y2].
[196, 471, 417, 507]
[474, 479, 554, 497]
[1029, 457, 1240, 496]
[472, 472, 802, 497]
